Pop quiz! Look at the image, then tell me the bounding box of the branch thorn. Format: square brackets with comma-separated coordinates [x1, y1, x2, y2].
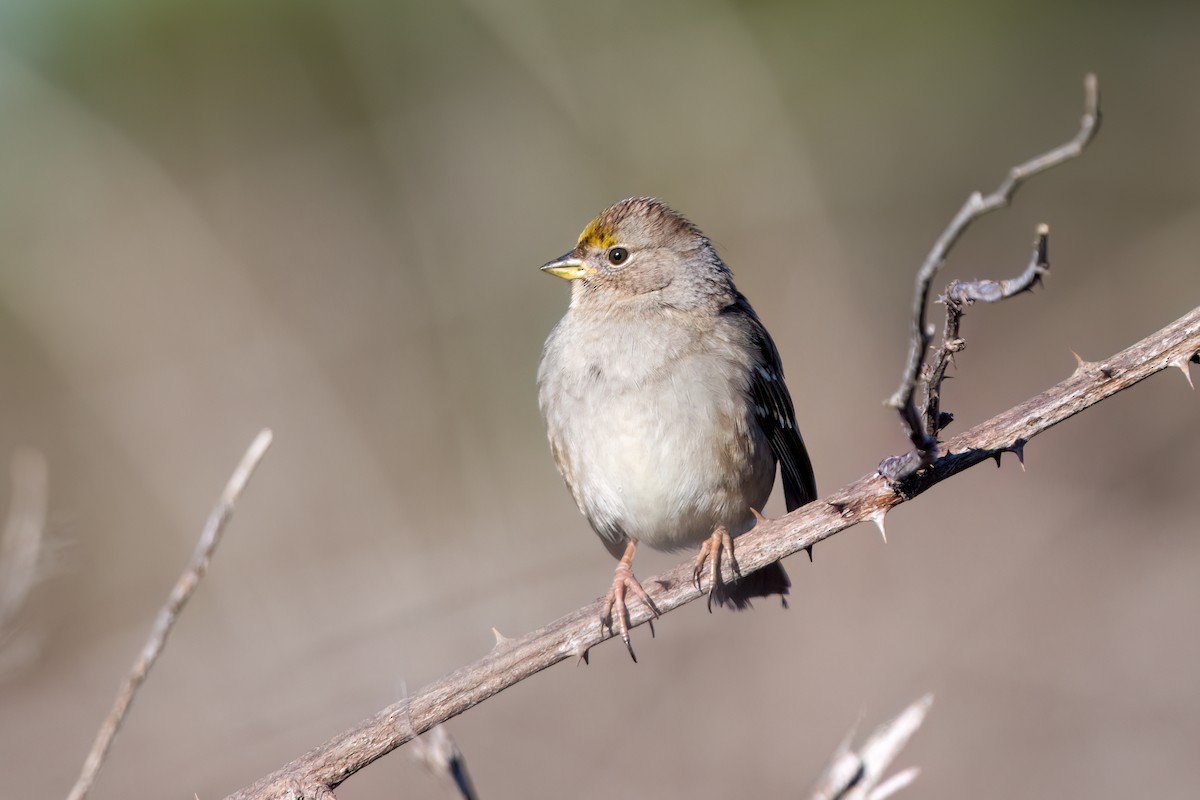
[1169, 356, 1195, 390]
[870, 510, 889, 544]
[491, 627, 513, 649]
[1010, 439, 1027, 471]
[1071, 351, 1099, 377]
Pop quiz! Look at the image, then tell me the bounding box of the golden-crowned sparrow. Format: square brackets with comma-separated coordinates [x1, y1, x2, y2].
[538, 197, 816, 656]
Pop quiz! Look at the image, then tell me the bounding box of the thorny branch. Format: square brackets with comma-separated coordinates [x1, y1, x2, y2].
[226, 305, 1200, 800]
[66, 430, 274, 800]
[883, 74, 1101, 481]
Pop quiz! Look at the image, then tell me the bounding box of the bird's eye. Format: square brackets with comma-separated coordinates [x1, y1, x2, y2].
[607, 247, 629, 265]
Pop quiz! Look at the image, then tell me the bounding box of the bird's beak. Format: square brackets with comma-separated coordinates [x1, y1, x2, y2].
[540, 251, 590, 281]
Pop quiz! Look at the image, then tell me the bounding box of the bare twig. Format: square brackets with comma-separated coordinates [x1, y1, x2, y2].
[811, 694, 932, 800]
[226, 307, 1200, 800]
[923, 224, 1051, 438]
[885, 74, 1101, 479]
[67, 429, 274, 800]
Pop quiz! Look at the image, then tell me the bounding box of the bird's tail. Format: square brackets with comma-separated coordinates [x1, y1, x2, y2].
[710, 559, 790, 610]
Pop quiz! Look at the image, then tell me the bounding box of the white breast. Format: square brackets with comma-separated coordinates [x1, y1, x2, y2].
[538, 309, 775, 553]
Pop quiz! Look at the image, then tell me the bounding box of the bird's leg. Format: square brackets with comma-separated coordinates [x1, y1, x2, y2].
[693, 524, 742, 612]
[600, 539, 658, 661]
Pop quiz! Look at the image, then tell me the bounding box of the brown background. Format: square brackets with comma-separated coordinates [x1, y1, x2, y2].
[1, 2, 1198, 798]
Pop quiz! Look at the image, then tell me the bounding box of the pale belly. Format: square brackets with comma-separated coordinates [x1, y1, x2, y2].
[553, 353, 776, 553]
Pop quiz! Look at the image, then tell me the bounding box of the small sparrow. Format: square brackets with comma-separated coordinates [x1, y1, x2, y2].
[537, 197, 816, 657]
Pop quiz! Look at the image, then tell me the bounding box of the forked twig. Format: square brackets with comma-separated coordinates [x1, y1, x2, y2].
[883, 75, 1101, 481]
[922, 225, 1050, 437]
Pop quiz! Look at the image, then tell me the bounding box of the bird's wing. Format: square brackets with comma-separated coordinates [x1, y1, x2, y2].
[729, 296, 817, 512]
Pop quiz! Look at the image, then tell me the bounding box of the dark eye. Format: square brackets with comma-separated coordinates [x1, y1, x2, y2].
[607, 247, 629, 265]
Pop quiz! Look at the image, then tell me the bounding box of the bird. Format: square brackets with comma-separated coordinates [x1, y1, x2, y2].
[537, 197, 816, 658]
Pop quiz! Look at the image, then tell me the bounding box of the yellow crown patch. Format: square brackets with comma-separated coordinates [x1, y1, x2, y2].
[577, 218, 618, 251]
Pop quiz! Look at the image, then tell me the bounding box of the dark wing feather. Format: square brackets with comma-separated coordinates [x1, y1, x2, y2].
[728, 296, 817, 512]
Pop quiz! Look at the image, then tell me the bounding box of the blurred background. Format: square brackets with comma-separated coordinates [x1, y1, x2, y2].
[1, 1, 1198, 798]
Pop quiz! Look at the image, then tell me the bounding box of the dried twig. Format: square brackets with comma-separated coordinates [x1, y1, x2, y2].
[923, 224, 1050, 437]
[810, 694, 932, 800]
[67, 429, 274, 800]
[881, 224, 1053, 479]
[226, 306, 1200, 800]
[884, 75, 1101, 481]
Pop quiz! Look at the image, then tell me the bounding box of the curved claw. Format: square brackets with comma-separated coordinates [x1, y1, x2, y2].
[600, 542, 658, 662]
[692, 526, 740, 612]
[692, 543, 710, 592]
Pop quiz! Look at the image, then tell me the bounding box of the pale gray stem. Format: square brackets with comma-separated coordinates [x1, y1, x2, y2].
[66, 429, 274, 800]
